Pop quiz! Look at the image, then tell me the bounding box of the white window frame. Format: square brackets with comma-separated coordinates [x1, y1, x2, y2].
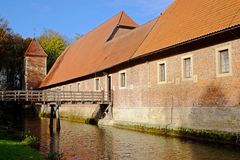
[94, 78, 100, 91]
[157, 61, 167, 84]
[216, 45, 232, 78]
[181, 55, 193, 81]
[119, 70, 127, 89]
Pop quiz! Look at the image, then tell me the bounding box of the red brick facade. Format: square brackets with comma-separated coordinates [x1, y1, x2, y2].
[50, 39, 240, 109]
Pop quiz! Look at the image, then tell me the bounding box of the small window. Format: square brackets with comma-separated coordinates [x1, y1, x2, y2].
[119, 71, 126, 89]
[184, 58, 191, 78]
[77, 83, 80, 92]
[158, 62, 166, 83]
[216, 46, 232, 77]
[69, 84, 72, 91]
[182, 55, 193, 79]
[95, 78, 100, 91]
[219, 49, 230, 73]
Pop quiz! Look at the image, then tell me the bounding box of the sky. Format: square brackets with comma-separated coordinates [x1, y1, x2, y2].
[0, 0, 173, 40]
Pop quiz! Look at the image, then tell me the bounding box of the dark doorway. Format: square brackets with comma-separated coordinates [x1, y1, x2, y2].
[107, 76, 112, 101]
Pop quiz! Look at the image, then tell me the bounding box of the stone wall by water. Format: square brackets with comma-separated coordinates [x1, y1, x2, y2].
[113, 107, 240, 133]
[39, 104, 100, 123]
[39, 104, 240, 133]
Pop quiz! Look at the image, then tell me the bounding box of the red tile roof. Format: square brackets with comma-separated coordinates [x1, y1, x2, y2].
[40, 0, 240, 88]
[25, 39, 47, 57]
[98, 18, 158, 72]
[40, 11, 139, 87]
[134, 0, 240, 58]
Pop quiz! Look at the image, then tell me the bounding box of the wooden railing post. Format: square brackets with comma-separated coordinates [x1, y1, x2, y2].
[17, 91, 20, 101]
[26, 91, 28, 101]
[71, 91, 73, 103]
[81, 92, 84, 103]
[102, 90, 105, 104]
[31, 91, 33, 102]
[14, 91, 16, 101]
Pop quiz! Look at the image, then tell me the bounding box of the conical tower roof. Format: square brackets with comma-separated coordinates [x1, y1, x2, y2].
[25, 39, 47, 57]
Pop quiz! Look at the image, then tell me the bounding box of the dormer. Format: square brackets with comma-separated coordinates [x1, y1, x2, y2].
[107, 11, 138, 42]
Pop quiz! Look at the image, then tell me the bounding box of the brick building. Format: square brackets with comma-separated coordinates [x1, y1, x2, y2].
[39, 0, 240, 134]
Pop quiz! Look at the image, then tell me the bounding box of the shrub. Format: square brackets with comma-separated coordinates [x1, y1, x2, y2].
[22, 135, 40, 149]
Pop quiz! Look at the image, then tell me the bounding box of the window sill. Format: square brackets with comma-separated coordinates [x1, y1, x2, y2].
[216, 72, 232, 78]
[119, 87, 127, 90]
[158, 81, 167, 85]
[181, 77, 193, 81]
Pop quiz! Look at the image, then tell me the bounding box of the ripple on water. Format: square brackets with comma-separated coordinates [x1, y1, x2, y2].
[23, 118, 240, 160]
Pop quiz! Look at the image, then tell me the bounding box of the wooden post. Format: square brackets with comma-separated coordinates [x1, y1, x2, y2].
[102, 90, 105, 104]
[55, 104, 61, 131]
[14, 91, 16, 101]
[91, 91, 94, 103]
[81, 92, 84, 103]
[49, 104, 55, 130]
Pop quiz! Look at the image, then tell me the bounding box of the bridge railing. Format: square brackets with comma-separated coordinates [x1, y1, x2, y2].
[0, 90, 113, 104]
[0, 90, 43, 102]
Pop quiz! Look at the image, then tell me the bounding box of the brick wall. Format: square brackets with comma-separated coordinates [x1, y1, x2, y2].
[24, 56, 46, 90]
[51, 39, 240, 109]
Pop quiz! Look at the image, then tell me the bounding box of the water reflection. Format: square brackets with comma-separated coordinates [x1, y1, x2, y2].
[23, 118, 240, 160]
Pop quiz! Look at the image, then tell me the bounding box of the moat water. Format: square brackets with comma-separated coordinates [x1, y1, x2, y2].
[22, 118, 240, 160]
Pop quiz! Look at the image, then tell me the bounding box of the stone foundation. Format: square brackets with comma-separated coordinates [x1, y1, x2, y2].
[39, 104, 100, 123]
[113, 107, 240, 132]
[38, 104, 240, 144]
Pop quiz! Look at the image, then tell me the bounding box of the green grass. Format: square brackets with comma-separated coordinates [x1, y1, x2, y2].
[0, 140, 44, 160]
[0, 128, 44, 160]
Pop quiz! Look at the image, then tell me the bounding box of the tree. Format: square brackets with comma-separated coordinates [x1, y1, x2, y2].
[0, 17, 31, 90]
[38, 29, 67, 71]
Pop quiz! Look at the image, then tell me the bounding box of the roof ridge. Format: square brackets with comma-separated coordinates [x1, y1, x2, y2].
[40, 46, 70, 87]
[117, 11, 124, 26]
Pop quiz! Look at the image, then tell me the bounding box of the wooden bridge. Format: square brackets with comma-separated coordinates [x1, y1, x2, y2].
[0, 90, 113, 130]
[0, 90, 113, 104]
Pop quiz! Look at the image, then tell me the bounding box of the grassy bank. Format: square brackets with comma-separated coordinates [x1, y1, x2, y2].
[0, 129, 44, 160]
[0, 140, 43, 160]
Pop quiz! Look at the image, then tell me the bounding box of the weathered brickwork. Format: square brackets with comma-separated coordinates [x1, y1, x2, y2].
[24, 56, 47, 90]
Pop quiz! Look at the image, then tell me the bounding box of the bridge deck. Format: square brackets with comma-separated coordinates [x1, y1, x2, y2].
[0, 90, 112, 104]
